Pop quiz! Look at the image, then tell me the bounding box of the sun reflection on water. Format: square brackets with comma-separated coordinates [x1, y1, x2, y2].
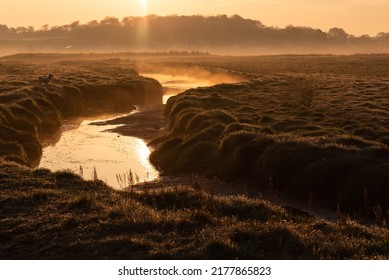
[135, 138, 152, 166]
[39, 117, 159, 189]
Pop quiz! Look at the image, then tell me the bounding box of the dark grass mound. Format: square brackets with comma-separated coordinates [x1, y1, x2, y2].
[151, 74, 389, 215]
[0, 58, 163, 166]
[0, 162, 388, 259]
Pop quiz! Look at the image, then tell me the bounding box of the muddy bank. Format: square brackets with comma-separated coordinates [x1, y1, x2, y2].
[92, 105, 166, 143]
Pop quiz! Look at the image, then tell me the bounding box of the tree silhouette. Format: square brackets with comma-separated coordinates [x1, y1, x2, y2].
[0, 15, 388, 53]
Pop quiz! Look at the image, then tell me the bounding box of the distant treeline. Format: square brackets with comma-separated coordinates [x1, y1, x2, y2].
[1, 15, 389, 54]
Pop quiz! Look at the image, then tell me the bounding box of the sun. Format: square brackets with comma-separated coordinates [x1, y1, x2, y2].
[137, 0, 149, 15]
[139, 0, 148, 6]
[138, 0, 149, 11]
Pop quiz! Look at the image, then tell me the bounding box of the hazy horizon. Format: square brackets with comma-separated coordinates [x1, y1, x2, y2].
[1, 0, 389, 37]
[1, 13, 389, 57]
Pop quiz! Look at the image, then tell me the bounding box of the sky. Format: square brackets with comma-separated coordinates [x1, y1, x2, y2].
[1, 0, 388, 36]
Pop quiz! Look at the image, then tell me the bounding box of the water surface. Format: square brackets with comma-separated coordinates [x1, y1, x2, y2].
[39, 115, 159, 189]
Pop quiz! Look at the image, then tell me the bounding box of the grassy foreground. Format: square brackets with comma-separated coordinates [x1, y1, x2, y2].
[0, 161, 388, 259]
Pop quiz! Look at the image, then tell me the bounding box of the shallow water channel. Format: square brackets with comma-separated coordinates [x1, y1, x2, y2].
[39, 113, 159, 189]
[38, 73, 213, 189]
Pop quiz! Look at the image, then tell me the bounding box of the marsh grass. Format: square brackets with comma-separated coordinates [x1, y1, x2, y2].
[151, 55, 389, 216]
[0, 162, 387, 259]
[92, 167, 98, 181]
[1, 53, 389, 259]
[116, 169, 141, 190]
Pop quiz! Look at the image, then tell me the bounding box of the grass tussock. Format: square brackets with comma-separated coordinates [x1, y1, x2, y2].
[0, 58, 163, 166]
[151, 55, 389, 215]
[0, 162, 387, 259]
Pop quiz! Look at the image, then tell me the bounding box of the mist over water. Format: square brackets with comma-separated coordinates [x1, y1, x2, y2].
[143, 73, 214, 103]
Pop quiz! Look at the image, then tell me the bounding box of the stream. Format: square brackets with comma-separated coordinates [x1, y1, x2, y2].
[38, 73, 213, 189]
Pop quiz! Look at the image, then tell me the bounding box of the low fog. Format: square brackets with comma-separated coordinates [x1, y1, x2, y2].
[136, 63, 244, 85]
[1, 15, 389, 55]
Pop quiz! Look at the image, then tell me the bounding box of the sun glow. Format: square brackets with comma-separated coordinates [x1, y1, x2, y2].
[138, 0, 149, 15]
[139, 0, 148, 7]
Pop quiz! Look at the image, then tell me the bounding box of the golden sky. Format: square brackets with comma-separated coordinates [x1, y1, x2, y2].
[1, 0, 388, 36]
